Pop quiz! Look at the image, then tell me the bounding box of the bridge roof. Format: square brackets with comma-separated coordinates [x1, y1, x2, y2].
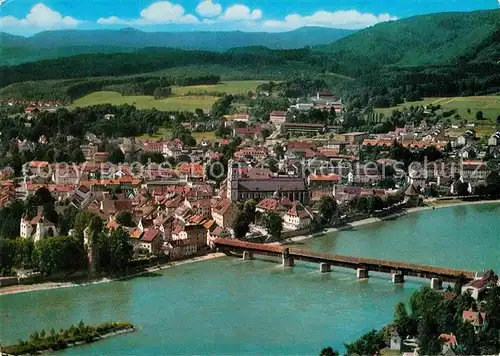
[213, 238, 285, 254]
[289, 248, 475, 279]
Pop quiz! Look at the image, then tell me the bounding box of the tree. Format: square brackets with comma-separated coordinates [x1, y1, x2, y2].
[319, 347, 339, 356]
[243, 200, 257, 223]
[344, 329, 385, 355]
[195, 108, 204, 118]
[317, 196, 337, 224]
[394, 301, 413, 338]
[476, 111, 484, 120]
[264, 212, 283, 240]
[233, 212, 250, 239]
[153, 86, 172, 99]
[261, 128, 271, 139]
[115, 211, 135, 227]
[102, 227, 132, 273]
[108, 147, 124, 164]
[35, 236, 86, 276]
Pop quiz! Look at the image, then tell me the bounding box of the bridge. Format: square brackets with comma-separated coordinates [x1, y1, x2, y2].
[213, 238, 476, 288]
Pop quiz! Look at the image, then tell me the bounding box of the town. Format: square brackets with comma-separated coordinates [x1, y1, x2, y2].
[1, 82, 500, 356]
[0, 88, 499, 269]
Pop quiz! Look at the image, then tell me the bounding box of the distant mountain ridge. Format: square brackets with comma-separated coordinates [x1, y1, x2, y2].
[313, 9, 500, 75]
[0, 27, 354, 65]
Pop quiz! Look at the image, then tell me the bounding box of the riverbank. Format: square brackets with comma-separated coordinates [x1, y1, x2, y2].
[278, 198, 500, 245]
[0, 252, 225, 297]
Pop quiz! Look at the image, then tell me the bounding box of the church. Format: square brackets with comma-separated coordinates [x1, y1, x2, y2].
[226, 160, 310, 205]
[20, 206, 58, 242]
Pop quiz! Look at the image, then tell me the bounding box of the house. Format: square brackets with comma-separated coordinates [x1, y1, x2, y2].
[80, 143, 99, 161]
[256, 197, 293, 216]
[488, 132, 500, 146]
[166, 239, 198, 260]
[404, 184, 421, 207]
[456, 131, 475, 147]
[342, 132, 369, 145]
[461, 269, 498, 299]
[138, 228, 162, 254]
[269, 111, 287, 128]
[283, 202, 313, 230]
[233, 127, 261, 140]
[211, 198, 237, 228]
[439, 333, 458, 355]
[20, 206, 58, 242]
[390, 331, 402, 351]
[70, 185, 92, 209]
[462, 309, 486, 332]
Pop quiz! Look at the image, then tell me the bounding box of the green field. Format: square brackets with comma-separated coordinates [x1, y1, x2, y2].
[71, 81, 269, 111]
[375, 96, 500, 123]
[72, 91, 219, 111]
[136, 129, 216, 141]
[172, 80, 269, 95]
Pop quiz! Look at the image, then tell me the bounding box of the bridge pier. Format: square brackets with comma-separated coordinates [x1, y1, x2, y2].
[282, 255, 295, 268]
[319, 263, 331, 273]
[356, 268, 369, 279]
[430, 278, 442, 290]
[242, 251, 254, 261]
[392, 272, 404, 284]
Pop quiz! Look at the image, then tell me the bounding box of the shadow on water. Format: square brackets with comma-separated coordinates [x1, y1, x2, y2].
[119, 271, 163, 281]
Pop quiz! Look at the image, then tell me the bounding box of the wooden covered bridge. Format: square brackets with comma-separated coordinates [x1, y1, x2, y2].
[213, 238, 476, 288]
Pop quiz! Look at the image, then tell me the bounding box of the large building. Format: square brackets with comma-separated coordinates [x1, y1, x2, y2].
[226, 160, 310, 205]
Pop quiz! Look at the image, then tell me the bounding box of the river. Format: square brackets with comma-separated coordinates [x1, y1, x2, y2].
[0, 203, 499, 354]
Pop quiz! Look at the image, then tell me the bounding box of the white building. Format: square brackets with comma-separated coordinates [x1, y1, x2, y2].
[20, 207, 58, 242]
[283, 202, 313, 230]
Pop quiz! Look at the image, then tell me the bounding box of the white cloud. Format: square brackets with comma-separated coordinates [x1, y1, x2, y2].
[97, 1, 198, 26]
[196, 0, 222, 18]
[221, 4, 262, 21]
[263, 10, 397, 30]
[0, 3, 81, 31]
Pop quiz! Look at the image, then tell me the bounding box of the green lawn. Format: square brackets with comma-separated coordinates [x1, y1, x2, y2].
[375, 96, 500, 124]
[192, 131, 217, 141]
[172, 80, 270, 96]
[72, 91, 219, 111]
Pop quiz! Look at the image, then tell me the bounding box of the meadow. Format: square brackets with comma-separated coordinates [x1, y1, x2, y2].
[375, 96, 500, 123]
[72, 80, 268, 111]
[172, 80, 270, 95]
[72, 91, 219, 111]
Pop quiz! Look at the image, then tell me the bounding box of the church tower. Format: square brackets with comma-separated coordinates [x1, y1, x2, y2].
[226, 159, 240, 201]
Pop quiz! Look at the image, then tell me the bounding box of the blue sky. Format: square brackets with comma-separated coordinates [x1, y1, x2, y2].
[1, 0, 499, 35]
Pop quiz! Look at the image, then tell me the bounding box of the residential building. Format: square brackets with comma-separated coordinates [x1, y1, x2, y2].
[283, 202, 313, 230]
[211, 198, 237, 228]
[269, 111, 287, 128]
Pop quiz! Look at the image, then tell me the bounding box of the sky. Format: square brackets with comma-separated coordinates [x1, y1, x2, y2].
[0, 0, 499, 35]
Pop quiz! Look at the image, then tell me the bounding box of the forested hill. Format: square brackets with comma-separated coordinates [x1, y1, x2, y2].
[0, 27, 353, 66]
[314, 9, 500, 76]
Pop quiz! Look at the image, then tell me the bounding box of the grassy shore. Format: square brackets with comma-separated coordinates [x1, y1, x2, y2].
[0, 252, 225, 297]
[1, 321, 134, 355]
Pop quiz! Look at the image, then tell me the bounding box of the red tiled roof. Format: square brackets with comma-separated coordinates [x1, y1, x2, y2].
[439, 334, 457, 346]
[309, 174, 340, 182]
[462, 310, 486, 326]
[141, 229, 160, 242]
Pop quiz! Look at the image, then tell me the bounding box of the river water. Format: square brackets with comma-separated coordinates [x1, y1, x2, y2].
[0, 203, 499, 354]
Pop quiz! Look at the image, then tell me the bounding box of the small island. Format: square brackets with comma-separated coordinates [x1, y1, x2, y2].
[1, 321, 135, 355]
